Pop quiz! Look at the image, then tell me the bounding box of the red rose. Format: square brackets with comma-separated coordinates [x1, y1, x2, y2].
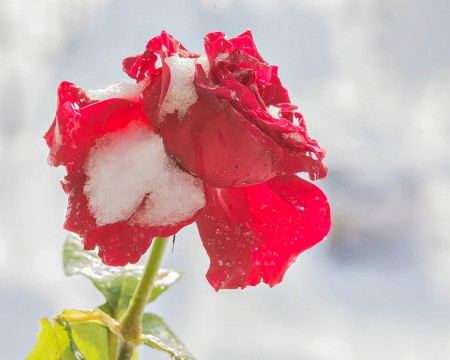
[46, 30, 330, 290]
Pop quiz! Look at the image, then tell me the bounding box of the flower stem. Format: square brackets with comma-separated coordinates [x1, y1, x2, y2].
[117, 236, 169, 359]
[116, 340, 135, 360]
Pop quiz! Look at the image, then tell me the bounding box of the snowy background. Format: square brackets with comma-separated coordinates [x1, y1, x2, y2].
[1, 0, 450, 359]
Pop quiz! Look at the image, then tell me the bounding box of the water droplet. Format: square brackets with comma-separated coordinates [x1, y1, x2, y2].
[215, 169, 227, 177]
[218, 260, 223, 266]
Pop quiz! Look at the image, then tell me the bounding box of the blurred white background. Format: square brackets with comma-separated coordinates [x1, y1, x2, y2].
[1, 0, 450, 359]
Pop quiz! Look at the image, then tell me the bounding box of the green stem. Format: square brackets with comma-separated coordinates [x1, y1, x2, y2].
[116, 340, 135, 360]
[117, 237, 169, 359]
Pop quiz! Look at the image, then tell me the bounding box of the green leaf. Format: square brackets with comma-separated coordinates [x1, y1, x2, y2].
[58, 318, 109, 360]
[98, 303, 114, 317]
[28, 309, 120, 360]
[132, 349, 139, 360]
[57, 309, 121, 338]
[27, 318, 60, 360]
[27, 318, 84, 360]
[141, 313, 195, 360]
[55, 318, 86, 360]
[63, 234, 182, 315]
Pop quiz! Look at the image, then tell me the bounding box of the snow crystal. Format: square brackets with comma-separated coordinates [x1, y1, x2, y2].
[83, 123, 205, 227]
[160, 55, 198, 120]
[267, 105, 281, 119]
[196, 53, 210, 76]
[282, 132, 306, 143]
[53, 119, 62, 146]
[86, 80, 149, 102]
[215, 53, 229, 64]
[268, 105, 301, 126]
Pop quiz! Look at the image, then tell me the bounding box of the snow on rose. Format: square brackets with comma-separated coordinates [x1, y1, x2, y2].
[45, 30, 331, 291]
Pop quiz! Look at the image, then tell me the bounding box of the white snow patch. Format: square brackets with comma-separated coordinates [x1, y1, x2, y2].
[267, 105, 281, 119]
[196, 53, 211, 76]
[83, 123, 205, 227]
[160, 55, 198, 120]
[215, 53, 229, 64]
[86, 80, 148, 102]
[53, 119, 62, 146]
[282, 132, 306, 143]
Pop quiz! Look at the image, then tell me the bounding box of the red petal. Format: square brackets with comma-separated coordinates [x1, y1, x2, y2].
[275, 148, 328, 180]
[122, 31, 198, 83]
[161, 95, 283, 188]
[62, 167, 97, 236]
[46, 91, 153, 167]
[196, 175, 331, 290]
[261, 66, 291, 105]
[229, 30, 265, 62]
[193, 43, 326, 181]
[122, 51, 158, 82]
[84, 223, 155, 266]
[141, 68, 163, 129]
[83, 209, 200, 266]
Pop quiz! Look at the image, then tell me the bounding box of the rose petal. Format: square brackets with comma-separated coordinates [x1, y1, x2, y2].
[196, 175, 331, 290]
[62, 167, 97, 236]
[45, 92, 153, 168]
[274, 148, 328, 180]
[161, 95, 283, 188]
[229, 30, 265, 62]
[83, 207, 201, 266]
[261, 66, 291, 105]
[141, 68, 163, 129]
[122, 51, 158, 82]
[193, 54, 327, 181]
[84, 223, 155, 265]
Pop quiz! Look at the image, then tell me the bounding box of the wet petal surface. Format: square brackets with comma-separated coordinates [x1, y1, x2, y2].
[196, 175, 331, 290]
